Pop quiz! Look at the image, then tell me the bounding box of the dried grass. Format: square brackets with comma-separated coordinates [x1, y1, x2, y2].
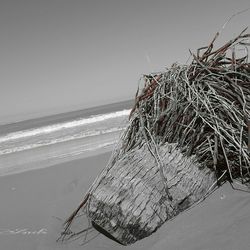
[120, 28, 250, 184]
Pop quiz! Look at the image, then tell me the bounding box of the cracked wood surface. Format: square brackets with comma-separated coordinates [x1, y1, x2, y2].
[86, 143, 216, 245]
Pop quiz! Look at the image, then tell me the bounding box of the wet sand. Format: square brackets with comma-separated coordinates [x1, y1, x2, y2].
[0, 152, 250, 250]
[0, 151, 110, 250]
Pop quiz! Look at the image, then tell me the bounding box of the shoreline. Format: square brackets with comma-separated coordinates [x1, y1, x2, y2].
[0, 100, 132, 177]
[0, 99, 133, 133]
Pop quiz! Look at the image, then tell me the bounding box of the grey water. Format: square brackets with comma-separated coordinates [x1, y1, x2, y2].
[0, 100, 133, 176]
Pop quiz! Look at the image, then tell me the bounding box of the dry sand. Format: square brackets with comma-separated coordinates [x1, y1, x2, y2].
[0, 151, 250, 250]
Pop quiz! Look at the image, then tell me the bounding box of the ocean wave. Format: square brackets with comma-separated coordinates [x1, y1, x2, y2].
[0, 126, 126, 155]
[0, 107, 130, 176]
[0, 109, 130, 143]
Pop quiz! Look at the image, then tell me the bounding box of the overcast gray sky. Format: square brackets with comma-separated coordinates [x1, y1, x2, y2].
[0, 0, 249, 123]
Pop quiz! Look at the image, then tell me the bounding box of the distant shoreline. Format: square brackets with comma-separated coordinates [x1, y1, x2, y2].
[0, 99, 132, 176]
[0, 99, 134, 135]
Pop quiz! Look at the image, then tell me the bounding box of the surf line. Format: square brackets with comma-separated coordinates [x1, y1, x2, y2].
[0, 228, 48, 235]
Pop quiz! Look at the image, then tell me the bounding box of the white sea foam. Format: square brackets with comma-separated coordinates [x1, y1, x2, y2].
[0, 126, 125, 155]
[0, 109, 130, 143]
[0, 108, 130, 175]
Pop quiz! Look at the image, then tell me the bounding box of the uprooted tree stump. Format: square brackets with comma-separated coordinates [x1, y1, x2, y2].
[59, 29, 250, 245]
[86, 143, 216, 244]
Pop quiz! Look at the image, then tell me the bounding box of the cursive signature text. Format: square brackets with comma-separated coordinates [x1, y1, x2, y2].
[0, 228, 48, 235]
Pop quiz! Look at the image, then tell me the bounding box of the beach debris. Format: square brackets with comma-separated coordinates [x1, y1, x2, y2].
[59, 29, 250, 245]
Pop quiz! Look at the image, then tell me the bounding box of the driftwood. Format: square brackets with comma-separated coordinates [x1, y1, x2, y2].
[59, 29, 250, 245]
[86, 143, 215, 245]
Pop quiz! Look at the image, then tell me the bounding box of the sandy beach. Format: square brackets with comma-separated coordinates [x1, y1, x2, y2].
[0, 151, 110, 250]
[1, 1, 249, 249]
[0, 150, 250, 250]
[0, 100, 249, 250]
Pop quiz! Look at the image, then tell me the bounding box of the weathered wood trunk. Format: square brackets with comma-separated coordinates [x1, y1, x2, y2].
[86, 143, 216, 245]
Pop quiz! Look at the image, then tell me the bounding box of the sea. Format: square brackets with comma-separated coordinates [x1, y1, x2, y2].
[0, 100, 133, 176]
